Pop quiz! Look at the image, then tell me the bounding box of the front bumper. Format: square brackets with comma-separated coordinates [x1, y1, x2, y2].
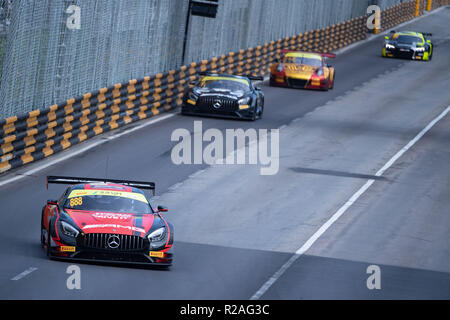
[48, 245, 172, 266]
[270, 74, 328, 90]
[383, 47, 427, 60]
[181, 103, 256, 120]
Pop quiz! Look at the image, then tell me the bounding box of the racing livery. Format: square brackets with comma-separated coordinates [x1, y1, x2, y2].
[270, 50, 336, 90]
[41, 176, 173, 267]
[382, 31, 433, 61]
[182, 73, 264, 120]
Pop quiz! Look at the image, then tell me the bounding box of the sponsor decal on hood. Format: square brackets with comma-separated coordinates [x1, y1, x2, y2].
[82, 224, 146, 234]
[92, 212, 132, 221]
[65, 209, 155, 236]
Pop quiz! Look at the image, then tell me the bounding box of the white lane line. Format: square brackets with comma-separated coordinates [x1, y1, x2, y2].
[0, 113, 175, 188]
[250, 106, 450, 300]
[11, 267, 38, 281]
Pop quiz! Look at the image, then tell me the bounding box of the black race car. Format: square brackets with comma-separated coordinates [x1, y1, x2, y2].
[382, 31, 433, 61]
[182, 73, 265, 120]
[41, 176, 173, 267]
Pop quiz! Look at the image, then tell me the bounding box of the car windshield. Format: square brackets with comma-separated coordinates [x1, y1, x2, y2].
[64, 189, 152, 214]
[200, 78, 250, 92]
[284, 56, 322, 67]
[396, 35, 421, 44]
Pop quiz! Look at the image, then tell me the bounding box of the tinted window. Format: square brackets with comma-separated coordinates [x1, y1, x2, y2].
[64, 191, 152, 214]
[396, 35, 421, 44]
[284, 56, 322, 67]
[201, 79, 250, 92]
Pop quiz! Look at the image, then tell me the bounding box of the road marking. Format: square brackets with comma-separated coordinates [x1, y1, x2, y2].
[11, 267, 38, 281]
[168, 182, 183, 191]
[250, 106, 450, 300]
[189, 169, 206, 179]
[0, 113, 175, 188]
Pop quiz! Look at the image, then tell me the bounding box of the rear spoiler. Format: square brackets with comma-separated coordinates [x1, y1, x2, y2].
[46, 176, 156, 195]
[390, 30, 432, 36]
[198, 72, 263, 81]
[247, 75, 264, 81]
[280, 50, 336, 59]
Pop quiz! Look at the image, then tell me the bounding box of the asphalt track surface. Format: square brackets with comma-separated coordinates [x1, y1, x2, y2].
[0, 8, 449, 299]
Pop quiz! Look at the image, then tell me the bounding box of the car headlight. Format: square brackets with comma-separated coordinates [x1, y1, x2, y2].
[416, 47, 425, 52]
[238, 97, 250, 105]
[276, 64, 284, 72]
[316, 68, 324, 77]
[147, 227, 166, 242]
[385, 44, 395, 50]
[188, 91, 198, 101]
[60, 221, 79, 237]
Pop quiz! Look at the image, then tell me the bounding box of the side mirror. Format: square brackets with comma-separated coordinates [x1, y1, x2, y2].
[326, 64, 333, 68]
[385, 36, 389, 40]
[189, 81, 197, 86]
[255, 86, 262, 91]
[426, 40, 431, 44]
[157, 205, 168, 213]
[47, 199, 58, 206]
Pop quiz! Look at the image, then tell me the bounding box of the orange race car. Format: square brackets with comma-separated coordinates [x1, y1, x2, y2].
[270, 50, 336, 90]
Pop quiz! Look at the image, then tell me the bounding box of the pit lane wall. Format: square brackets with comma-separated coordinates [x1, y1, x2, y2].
[0, 0, 448, 175]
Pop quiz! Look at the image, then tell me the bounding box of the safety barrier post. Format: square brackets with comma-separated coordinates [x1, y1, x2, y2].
[426, 0, 432, 11]
[374, 9, 381, 34]
[415, 0, 421, 16]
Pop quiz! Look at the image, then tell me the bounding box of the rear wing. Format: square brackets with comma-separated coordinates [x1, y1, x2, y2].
[280, 50, 336, 59]
[247, 75, 264, 81]
[198, 72, 263, 82]
[390, 30, 432, 37]
[46, 176, 156, 195]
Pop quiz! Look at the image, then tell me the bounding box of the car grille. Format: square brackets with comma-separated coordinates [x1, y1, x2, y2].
[81, 233, 146, 251]
[393, 48, 413, 59]
[197, 96, 238, 112]
[288, 78, 308, 88]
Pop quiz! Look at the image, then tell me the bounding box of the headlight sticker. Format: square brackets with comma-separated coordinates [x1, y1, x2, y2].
[149, 251, 164, 258]
[59, 246, 76, 252]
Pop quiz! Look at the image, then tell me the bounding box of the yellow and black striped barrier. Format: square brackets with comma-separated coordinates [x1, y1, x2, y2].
[1, 0, 447, 175]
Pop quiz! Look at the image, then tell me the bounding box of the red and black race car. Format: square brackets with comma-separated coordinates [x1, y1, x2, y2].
[41, 176, 173, 267]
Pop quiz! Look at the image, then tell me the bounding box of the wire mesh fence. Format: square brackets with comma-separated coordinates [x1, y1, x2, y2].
[0, 0, 409, 119]
[184, 0, 372, 63]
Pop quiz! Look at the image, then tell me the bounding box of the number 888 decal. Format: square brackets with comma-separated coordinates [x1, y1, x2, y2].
[69, 197, 83, 207]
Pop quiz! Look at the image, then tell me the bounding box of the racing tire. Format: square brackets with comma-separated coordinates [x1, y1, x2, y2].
[251, 110, 257, 121]
[46, 229, 52, 258]
[45, 218, 53, 258]
[41, 225, 45, 248]
[41, 209, 46, 248]
[257, 104, 264, 120]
